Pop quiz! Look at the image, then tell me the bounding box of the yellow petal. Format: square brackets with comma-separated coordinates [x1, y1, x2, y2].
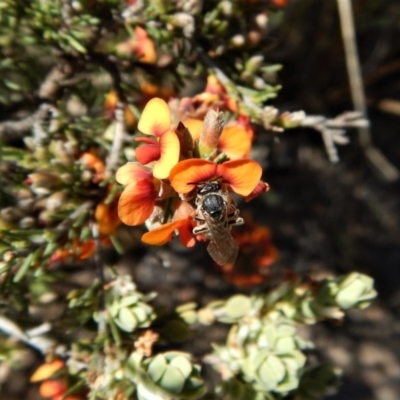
[138, 98, 171, 136]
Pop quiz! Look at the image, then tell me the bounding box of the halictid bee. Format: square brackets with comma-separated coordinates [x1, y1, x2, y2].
[192, 181, 244, 265]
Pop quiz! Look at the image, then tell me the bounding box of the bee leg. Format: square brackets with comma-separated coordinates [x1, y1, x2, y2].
[193, 223, 208, 235]
[228, 216, 244, 226]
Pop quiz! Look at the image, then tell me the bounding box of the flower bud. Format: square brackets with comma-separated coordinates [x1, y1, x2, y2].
[230, 34, 245, 48]
[198, 109, 224, 159]
[255, 12, 268, 30]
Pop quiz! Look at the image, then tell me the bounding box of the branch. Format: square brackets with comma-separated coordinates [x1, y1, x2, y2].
[337, 0, 399, 181]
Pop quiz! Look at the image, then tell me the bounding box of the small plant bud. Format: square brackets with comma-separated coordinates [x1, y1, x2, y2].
[253, 77, 266, 90]
[19, 216, 36, 229]
[245, 55, 264, 74]
[46, 191, 66, 211]
[60, 172, 74, 184]
[230, 34, 245, 48]
[198, 109, 224, 159]
[0, 207, 24, 222]
[218, 1, 233, 16]
[3, 251, 14, 262]
[262, 106, 279, 125]
[255, 12, 268, 30]
[81, 170, 93, 182]
[28, 172, 59, 189]
[170, 13, 195, 38]
[278, 110, 306, 128]
[247, 30, 262, 47]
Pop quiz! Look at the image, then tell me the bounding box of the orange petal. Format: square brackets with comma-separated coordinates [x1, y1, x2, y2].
[169, 159, 217, 194]
[217, 159, 262, 196]
[138, 98, 171, 137]
[31, 360, 65, 382]
[135, 142, 161, 165]
[40, 379, 66, 397]
[152, 131, 180, 179]
[118, 180, 156, 226]
[182, 119, 203, 142]
[141, 219, 187, 245]
[219, 125, 251, 159]
[116, 163, 152, 185]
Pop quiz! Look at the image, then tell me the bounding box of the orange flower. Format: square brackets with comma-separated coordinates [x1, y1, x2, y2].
[116, 163, 160, 226]
[50, 238, 97, 263]
[135, 98, 180, 179]
[202, 75, 237, 112]
[141, 200, 195, 247]
[80, 152, 105, 183]
[169, 158, 262, 197]
[31, 360, 65, 382]
[104, 90, 136, 128]
[95, 194, 121, 235]
[116, 26, 156, 64]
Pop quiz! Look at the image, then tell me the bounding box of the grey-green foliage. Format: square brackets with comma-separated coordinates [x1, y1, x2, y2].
[182, 272, 377, 399]
[126, 351, 206, 400]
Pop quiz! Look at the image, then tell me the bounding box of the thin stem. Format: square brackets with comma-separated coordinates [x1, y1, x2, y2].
[337, 0, 399, 181]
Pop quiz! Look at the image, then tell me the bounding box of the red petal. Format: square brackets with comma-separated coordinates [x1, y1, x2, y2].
[245, 180, 270, 202]
[217, 159, 262, 196]
[136, 143, 161, 165]
[178, 221, 196, 247]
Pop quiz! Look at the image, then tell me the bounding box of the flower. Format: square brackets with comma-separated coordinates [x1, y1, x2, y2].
[80, 152, 105, 183]
[31, 359, 84, 400]
[135, 98, 180, 179]
[169, 158, 262, 197]
[116, 163, 161, 226]
[95, 194, 121, 235]
[116, 26, 157, 64]
[104, 90, 136, 128]
[116, 96, 269, 262]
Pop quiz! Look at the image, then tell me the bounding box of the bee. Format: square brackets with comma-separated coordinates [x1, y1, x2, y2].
[192, 182, 244, 265]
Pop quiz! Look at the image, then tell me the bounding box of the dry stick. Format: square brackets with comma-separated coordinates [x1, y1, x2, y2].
[337, 0, 399, 181]
[105, 102, 126, 178]
[91, 222, 106, 338]
[0, 60, 75, 140]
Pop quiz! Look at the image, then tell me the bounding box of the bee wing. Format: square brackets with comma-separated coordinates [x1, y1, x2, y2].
[207, 239, 239, 266]
[202, 213, 239, 265]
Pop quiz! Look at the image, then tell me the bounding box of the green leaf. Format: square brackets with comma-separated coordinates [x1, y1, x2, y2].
[225, 295, 252, 319]
[13, 253, 34, 282]
[169, 356, 192, 379]
[159, 365, 185, 394]
[148, 354, 167, 383]
[116, 307, 137, 332]
[256, 354, 286, 390]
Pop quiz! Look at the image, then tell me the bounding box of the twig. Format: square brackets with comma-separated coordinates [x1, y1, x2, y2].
[105, 102, 126, 178]
[0, 60, 75, 140]
[337, 0, 399, 180]
[91, 222, 106, 337]
[54, 201, 94, 234]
